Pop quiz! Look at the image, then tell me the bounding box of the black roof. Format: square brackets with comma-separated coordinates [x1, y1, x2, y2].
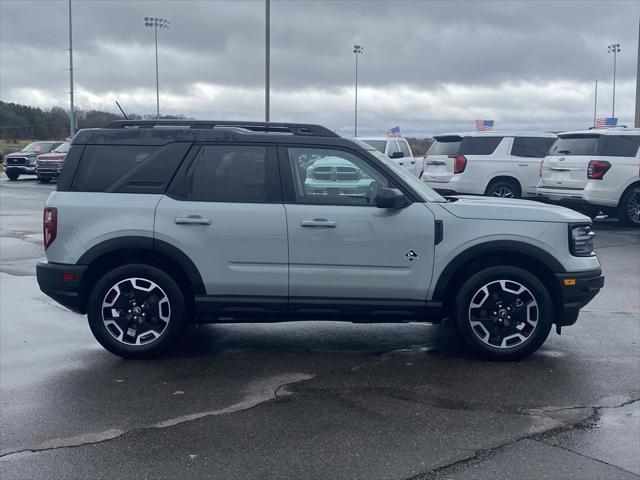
[72, 120, 343, 146]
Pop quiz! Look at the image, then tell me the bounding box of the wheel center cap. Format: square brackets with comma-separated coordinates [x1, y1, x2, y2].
[133, 306, 142, 315]
[498, 309, 508, 318]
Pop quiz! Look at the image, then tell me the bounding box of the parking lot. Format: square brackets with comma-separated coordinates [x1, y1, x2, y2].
[0, 176, 638, 479]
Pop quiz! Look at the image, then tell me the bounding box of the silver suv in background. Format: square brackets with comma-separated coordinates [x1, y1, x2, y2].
[538, 128, 640, 226]
[422, 132, 557, 198]
[37, 120, 603, 361]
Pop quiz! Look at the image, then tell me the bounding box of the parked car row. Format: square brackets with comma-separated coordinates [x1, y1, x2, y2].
[3, 141, 70, 182]
[419, 128, 640, 226]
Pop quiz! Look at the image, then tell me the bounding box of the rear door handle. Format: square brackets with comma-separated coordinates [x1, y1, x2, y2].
[517, 164, 529, 167]
[175, 215, 211, 225]
[301, 218, 337, 228]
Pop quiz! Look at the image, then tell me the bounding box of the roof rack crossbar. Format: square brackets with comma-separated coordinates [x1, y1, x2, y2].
[102, 120, 338, 137]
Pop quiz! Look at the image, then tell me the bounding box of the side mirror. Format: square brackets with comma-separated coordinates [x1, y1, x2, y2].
[375, 187, 407, 209]
[389, 151, 404, 159]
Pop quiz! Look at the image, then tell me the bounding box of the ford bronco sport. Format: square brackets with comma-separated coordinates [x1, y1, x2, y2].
[36, 120, 604, 360]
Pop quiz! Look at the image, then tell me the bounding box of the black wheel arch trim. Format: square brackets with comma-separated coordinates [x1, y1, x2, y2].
[76, 236, 206, 296]
[432, 240, 566, 301]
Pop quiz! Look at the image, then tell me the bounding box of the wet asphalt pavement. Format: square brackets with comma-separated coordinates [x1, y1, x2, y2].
[1, 176, 638, 480]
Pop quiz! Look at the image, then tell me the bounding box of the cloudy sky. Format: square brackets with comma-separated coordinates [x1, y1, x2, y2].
[0, 0, 638, 136]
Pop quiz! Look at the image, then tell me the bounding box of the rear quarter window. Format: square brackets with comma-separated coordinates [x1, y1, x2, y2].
[459, 137, 503, 155]
[71, 143, 191, 193]
[597, 136, 640, 157]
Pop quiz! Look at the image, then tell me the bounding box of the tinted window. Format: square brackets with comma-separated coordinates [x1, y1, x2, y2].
[597, 136, 640, 157]
[428, 136, 462, 155]
[363, 140, 386, 153]
[187, 145, 266, 203]
[288, 147, 388, 206]
[74, 145, 161, 192]
[398, 139, 411, 157]
[459, 137, 503, 155]
[72, 143, 190, 193]
[550, 135, 598, 156]
[511, 137, 555, 158]
[53, 142, 71, 153]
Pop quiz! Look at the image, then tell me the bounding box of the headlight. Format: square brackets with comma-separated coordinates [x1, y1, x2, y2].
[569, 224, 595, 257]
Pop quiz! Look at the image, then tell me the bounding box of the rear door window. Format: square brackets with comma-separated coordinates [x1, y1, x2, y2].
[597, 136, 640, 157]
[459, 137, 503, 155]
[511, 137, 555, 158]
[428, 136, 462, 155]
[550, 135, 598, 156]
[186, 145, 267, 203]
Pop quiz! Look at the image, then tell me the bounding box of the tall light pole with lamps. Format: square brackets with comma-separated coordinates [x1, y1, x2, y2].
[353, 44, 364, 137]
[608, 43, 621, 118]
[144, 17, 170, 118]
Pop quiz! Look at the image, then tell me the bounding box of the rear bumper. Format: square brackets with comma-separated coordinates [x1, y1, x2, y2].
[36, 262, 87, 314]
[537, 186, 619, 208]
[555, 268, 604, 326]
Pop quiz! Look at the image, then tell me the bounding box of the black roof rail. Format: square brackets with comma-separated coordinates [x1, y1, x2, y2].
[102, 120, 339, 137]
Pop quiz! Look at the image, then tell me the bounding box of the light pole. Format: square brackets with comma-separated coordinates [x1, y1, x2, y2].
[608, 43, 621, 118]
[144, 17, 170, 118]
[265, 0, 270, 122]
[353, 44, 364, 137]
[68, 0, 75, 137]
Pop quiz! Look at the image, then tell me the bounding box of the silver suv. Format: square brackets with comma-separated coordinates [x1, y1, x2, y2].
[37, 120, 604, 360]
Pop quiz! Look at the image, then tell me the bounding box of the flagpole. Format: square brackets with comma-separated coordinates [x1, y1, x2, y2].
[593, 80, 598, 128]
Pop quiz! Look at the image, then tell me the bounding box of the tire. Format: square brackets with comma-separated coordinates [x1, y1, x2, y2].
[452, 266, 553, 360]
[6, 171, 19, 181]
[485, 179, 521, 198]
[87, 264, 188, 358]
[37, 176, 51, 183]
[617, 185, 640, 227]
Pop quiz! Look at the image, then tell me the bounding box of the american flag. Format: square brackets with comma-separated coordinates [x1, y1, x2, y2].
[595, 117, 618, 128]
[475, 120, 494, 131]
[386, 126, 401, 137]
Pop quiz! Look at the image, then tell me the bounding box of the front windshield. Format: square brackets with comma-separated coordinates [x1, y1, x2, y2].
[53, 142, 71, 153]
[369, 149, 446, 202]
[22, 142, 41, 153]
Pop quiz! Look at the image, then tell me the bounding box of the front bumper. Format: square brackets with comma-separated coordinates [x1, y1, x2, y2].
[555, 268, 604, 326]
[5, 165, 36, 175]
[37, 262, 88, 314]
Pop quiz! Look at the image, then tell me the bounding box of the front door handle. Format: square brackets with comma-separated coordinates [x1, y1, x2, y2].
[301, 218, 337, 228]
[517, 164, 529, 167]
[175, 215, 211, 225]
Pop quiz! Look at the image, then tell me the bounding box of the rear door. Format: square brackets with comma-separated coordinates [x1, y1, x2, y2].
[422, 135, 462, 182]
[540, 134, 599, 190]
[155, 144, 288, 307]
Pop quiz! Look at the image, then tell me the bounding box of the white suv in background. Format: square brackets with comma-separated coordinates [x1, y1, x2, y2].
[359, 136, 422, 177]
[422, 131, 557, 198]
[538, 128, 640, 226]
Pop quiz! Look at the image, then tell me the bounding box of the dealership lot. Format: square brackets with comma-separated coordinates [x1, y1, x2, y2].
[1, 177, 638, 479]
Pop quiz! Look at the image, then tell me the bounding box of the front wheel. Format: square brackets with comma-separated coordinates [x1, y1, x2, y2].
[87, 264, 188, 358]
[5, 171, 19, 181]
[452, 266, 553, 360]
[617, 186, 640, 227]
[37, 176, 51, 183]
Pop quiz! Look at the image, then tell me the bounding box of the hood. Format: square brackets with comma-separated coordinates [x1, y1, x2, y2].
[37, 152, 67, 160]
[6, 150, 38, 158]
[441, 195, 590, 223]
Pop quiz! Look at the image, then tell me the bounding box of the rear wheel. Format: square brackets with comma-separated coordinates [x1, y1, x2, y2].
[87, 264, 187, 358]
[452, 266, 553, 360]
[617, 185, 640, 227]
[485, 179, 520, 198]
[37, 176, 51, 183]
[6, 171, 19, 181]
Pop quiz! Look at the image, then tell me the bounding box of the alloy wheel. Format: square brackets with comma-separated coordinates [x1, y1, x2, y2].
[101, 277, 171, 346]
[490, 185, 515, 198]
[626, 189, 640, 225]
[468, 279, 538, 349]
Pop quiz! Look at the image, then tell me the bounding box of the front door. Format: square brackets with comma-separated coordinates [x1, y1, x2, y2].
[281, 146, 435, 315]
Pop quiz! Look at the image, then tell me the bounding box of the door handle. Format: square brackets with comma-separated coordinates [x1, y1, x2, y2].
[301, 218, 337, 228]
[517, 164, 529, 167]
[175, 215, 211, 225]
[411, 161, 416, 164]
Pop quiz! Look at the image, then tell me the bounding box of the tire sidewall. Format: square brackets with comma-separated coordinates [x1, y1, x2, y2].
[88, 263, 187, 358]
[453, 266, 553, 360]
[618, 186, 640, 227]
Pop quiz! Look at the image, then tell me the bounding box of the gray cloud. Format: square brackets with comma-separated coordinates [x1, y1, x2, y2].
[0, 0, 637, 136]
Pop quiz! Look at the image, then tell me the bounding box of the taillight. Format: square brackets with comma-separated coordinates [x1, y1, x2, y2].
[449, 154, 467, 174]
[43, 207, 57, 249]
[587, 160, 611, 180]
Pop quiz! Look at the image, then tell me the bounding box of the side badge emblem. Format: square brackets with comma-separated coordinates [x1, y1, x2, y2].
[405, 250, 418, 261]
